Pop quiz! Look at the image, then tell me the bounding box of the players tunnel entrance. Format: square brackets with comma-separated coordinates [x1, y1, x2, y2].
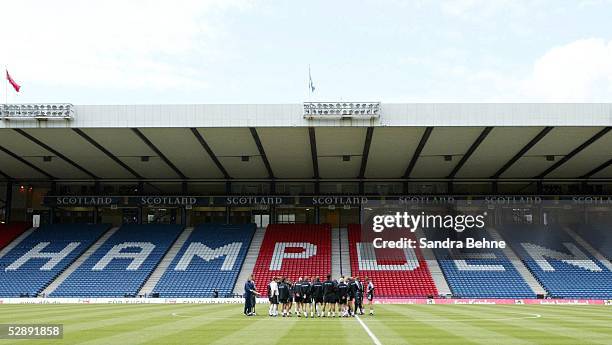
[54, 206, 96, 224]
[275, 205, 316, 224]
[142, 206, 181, 224]
[188, 207, 227, 225]
[319, 206, 359, 228]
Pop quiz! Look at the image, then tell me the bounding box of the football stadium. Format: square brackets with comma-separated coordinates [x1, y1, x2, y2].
[0, 102, 611, 344]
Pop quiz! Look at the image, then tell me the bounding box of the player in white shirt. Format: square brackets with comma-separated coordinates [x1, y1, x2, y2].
[268, 277, 280, 316]
[365, 277, 375, 315]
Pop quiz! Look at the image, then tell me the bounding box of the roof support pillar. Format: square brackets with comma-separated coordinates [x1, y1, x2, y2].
[4, 181, 12, 223]
[181, 182, 188, 194]
[536, 181, 543, 194]
[270, 181, 276, 194]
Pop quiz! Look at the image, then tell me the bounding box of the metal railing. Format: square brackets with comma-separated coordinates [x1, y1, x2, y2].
[1, 103, 74, 120]
[303, 101, 381, 119]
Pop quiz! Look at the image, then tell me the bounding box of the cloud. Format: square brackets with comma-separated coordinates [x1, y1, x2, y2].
[521, 38, 612, 101]
[439, 0, 527, 20]
[393, 38, 612, 102]
[0, 0, 252, 92]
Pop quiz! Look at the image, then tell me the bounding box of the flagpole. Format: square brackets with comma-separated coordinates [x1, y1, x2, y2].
[308, 65, 311, 101]
[4, 65, 7, 105]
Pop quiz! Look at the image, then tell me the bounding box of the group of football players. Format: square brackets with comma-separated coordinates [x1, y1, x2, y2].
[266, 275, 375, 317]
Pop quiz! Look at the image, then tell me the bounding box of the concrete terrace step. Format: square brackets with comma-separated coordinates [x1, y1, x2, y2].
[563, 226, 612, 272]
[339, 227, 351, 277]
[487, 227, 547, 296]
[233, 227, 266, 295]
[41, 226, 120, 296]
[138, 227, 194, 296]
[331, 228, 341, 278]
[414, 228, 452, 296]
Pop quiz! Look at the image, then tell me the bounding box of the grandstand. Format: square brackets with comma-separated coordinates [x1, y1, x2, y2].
[499, 224, 612, 299]
[252, 224, 331, 296]
[51, 224, 183, 297]
[152, 223, 255, 297]
[431, 228, 535, 298]
[574, 224, 612, 260]
[0, 103, 611, 300]
[348, 224, 438, 297]
[0, 224, 109, 297]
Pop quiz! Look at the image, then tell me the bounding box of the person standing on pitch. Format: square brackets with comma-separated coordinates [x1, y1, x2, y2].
[322, 274, 335, 317]
[286, 279, 294, 317]
[332, 277, 340, 317]
[294, 276, 303, 317]
[337, 278, 349, 317]
[301, 276, 313, 318]
[312, 276, 324, 317]
[347, 277, 357, 316]
[268, 277, 280, 316]
[355, 276, 364, 315]
[244, 275, 259, 316]
[251, 277, 259, 315]
[366, 277, 375, 315]
[278, 277, 290, 317]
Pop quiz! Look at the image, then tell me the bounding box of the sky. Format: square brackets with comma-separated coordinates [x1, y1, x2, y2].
[2, 0, 612, 104]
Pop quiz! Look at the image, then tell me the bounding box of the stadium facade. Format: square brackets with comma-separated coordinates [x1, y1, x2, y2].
[0, 102, 610, 301]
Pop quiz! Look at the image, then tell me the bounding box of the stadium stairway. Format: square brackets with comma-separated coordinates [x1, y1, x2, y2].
[0, 227, 35, 260]
[499, 224, 612, 299]
[331, 228, 342, 278]
[488, 227, 546, 296]
[0, 224, 110, 297]
[138, 227, 194, 296]
[573, 224, 612, 260]
[414, 228, 451, 296]
[339, 227, 351, 277]
[432, 228, 536, 298]
[50, 224, 183, 297]
[153, 224, 255, 298]
[563, 226, 612, 272]
[42, 227, 120, 296]
[233, 227, 266, 295]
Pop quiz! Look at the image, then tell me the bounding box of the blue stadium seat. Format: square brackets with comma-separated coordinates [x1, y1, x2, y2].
[573, 224, 612, 260]
[0, 224, 109, 297]
[500, 225, 612, 299]
[51, 224, 183, 297]
[432, 229, 535, 298]
[152, 224, 255, 298]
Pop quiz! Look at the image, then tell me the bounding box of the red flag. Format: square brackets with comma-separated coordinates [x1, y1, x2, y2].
[6, 70, 21, 92]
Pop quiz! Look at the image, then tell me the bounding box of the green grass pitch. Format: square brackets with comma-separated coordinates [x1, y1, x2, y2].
[0, 304, 610, 344]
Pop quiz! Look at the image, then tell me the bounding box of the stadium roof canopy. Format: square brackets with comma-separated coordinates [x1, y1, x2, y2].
[0, 103, 610, 182]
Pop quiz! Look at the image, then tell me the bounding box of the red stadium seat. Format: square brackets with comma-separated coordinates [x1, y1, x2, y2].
[252, 224, 331, 296]
[0, 222, 30, 249]
[348, 224, 437, 297]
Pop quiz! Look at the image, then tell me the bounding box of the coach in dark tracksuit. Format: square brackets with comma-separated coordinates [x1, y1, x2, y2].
[348, 278, 357, 316]
[244, 275, 259, 316]
[354, 277, 364, 315]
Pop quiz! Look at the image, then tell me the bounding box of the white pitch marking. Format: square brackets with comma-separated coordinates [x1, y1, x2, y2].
[398, 313, 542, 322]
[171, 312, 192, 318]
[171, 312, 542, 323]
[356, 315, 383, 345]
